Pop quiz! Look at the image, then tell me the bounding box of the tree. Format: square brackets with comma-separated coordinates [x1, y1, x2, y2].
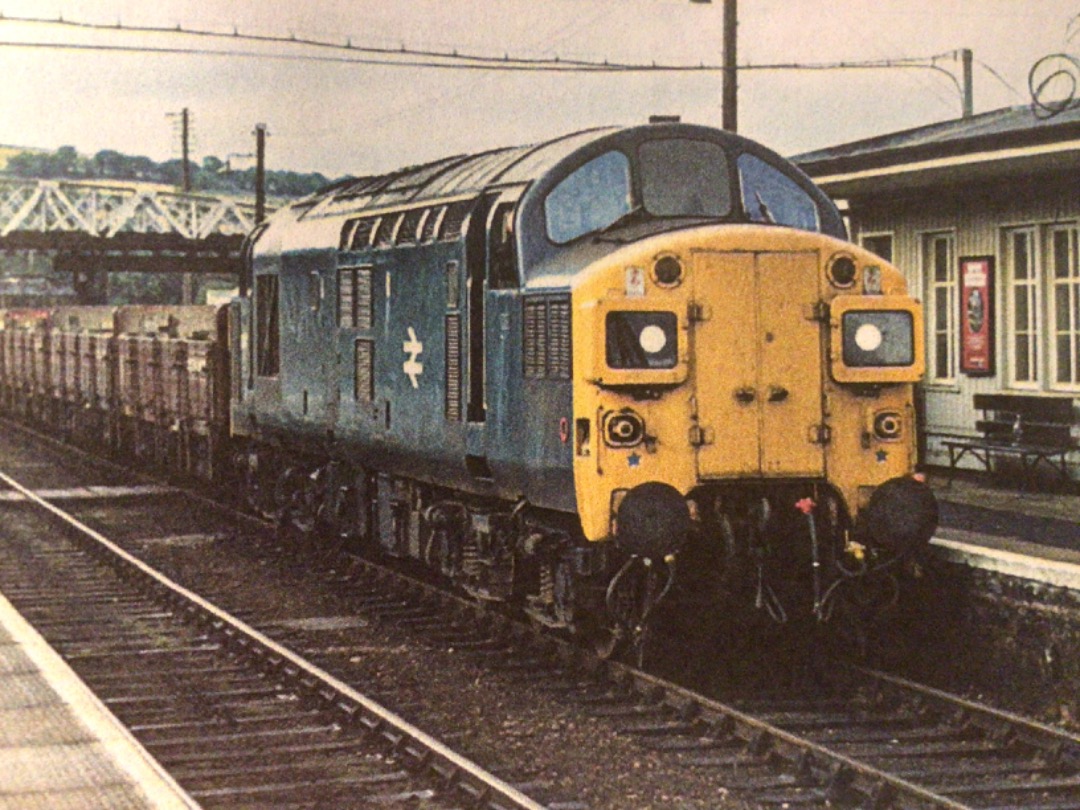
[3, 145, 336, 197]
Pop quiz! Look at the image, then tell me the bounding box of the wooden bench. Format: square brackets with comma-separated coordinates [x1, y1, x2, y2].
[941, 393, 1077, 490]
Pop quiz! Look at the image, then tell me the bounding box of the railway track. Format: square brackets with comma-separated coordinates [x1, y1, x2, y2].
[291, 557, 1080, 809]
[1, 421, 1079, 808]
[0, 467, 547, 810]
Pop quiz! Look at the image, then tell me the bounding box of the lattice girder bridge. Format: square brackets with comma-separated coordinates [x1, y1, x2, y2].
[0, 177, 268, 299]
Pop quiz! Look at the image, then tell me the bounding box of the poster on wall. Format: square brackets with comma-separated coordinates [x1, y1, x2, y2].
[959, 256, 994, 376]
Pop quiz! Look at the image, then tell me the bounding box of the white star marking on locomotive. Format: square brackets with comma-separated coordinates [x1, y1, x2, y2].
[403, 327, 423, 388]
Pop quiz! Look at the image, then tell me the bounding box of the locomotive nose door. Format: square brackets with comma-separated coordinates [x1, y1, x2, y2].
[692, 250, 825, 479]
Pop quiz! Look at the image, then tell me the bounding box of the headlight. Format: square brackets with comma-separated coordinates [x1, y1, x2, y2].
[606, 311, 677, 369]
[873, 410, 903, 440]
[842, 311, 914, 367]
[604, 409, 645, 447]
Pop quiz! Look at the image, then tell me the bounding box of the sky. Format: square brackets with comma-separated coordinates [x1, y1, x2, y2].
[0, 1, 1076, 179]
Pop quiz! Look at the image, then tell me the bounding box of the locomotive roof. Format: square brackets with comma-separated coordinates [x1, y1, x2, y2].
[263, 123, 847, 250]
[296, 127, 621, 219]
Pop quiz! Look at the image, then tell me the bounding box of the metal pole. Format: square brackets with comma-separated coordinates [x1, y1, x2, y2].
[254, 123, 267, 225]
[181, 108, 191, 192]
[961, 48, 973, 118]
[722, 0, 737, 132]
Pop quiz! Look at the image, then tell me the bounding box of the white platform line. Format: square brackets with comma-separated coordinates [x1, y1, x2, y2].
[931, 534, 1080, 591]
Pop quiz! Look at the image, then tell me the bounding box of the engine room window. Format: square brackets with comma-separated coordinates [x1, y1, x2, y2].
[545, 151, 632, 244]
[255, 274, 280, 377]
[349, 218, 376, 250]
[606, 311, 677, 370]
[440, 200, 474, 241]
[737, 153, 820, 233]
[420, 206, 443, 242]
[396, 209, 425, 245]
[639, 139, 731, 217]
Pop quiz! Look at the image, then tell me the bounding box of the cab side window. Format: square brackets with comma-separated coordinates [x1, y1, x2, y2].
[255, 274, 280, 377]
[738, 152, 820, 233]
[488, 202, 518, 289]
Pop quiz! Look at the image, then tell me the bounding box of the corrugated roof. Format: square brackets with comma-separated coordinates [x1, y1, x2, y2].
[794, 104, 1080, 175]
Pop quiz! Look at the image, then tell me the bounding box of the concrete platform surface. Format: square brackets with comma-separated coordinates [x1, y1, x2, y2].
[0, 593, 198, 809]
[928, 470, 1080, 590]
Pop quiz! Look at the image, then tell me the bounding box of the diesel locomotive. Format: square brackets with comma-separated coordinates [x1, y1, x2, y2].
[0, 122, 939, 653]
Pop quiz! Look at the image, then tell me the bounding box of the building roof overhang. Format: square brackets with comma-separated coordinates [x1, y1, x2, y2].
[806, 138, 1080, 199]
[793, 104, 1080, 200]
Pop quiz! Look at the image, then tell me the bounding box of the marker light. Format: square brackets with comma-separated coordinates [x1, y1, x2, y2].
[828, 254, 857, 288]
[653, 255, 684, 287]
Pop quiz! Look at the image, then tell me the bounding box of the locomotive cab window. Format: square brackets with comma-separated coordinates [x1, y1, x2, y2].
[639, 139, 731, 218]
[737, 153, 820, 233]
[545, 151, 632, 244]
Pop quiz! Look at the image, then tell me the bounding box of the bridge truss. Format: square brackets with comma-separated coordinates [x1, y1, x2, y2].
[0, 178, 267, 294]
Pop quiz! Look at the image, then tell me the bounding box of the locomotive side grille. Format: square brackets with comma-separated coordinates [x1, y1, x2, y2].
[524, 299, 547, 378]
[445, 314, 462, 421]
[355, 267, 373, 331]
[523, 296, 571, 379]
[338, 268, 355, 328]
[337, 266, 372, 330]
[354, 339, 374, 402]
[548, 299, 572, 379]
[446, 261, 460, 309]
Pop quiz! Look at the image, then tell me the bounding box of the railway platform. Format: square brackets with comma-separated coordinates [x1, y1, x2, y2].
[0, 592, 198, 809]
[928, 470, 1080, 590]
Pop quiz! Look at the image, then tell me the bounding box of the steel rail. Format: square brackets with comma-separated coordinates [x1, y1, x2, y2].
[4, 419, 1078, 808]
[593, 659, 975, 810]
[0, 468, 547, 810]
[856, 664, 1080, 762]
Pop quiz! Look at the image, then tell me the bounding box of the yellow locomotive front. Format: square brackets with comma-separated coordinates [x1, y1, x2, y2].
[570, 225, 937, 637]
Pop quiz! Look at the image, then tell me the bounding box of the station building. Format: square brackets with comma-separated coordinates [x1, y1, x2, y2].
[795, 105, 1080, 477]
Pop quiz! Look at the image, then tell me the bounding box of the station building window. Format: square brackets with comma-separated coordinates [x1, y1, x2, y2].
[923, 231, 956, 384]
[1050, 225, 1080, 389]
[1003, 224, 1080, 392]
[861, 233, 893, 263]
[1003, 227, 1040, 388]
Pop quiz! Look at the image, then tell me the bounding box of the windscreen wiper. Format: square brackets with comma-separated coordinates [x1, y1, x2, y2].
[592, 204, 648, 241]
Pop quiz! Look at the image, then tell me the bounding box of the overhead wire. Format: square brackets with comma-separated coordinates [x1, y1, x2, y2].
[1026, 11, 1080, 118]
[975, 58, 1024, 102]
[0, 13, 970, 82]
